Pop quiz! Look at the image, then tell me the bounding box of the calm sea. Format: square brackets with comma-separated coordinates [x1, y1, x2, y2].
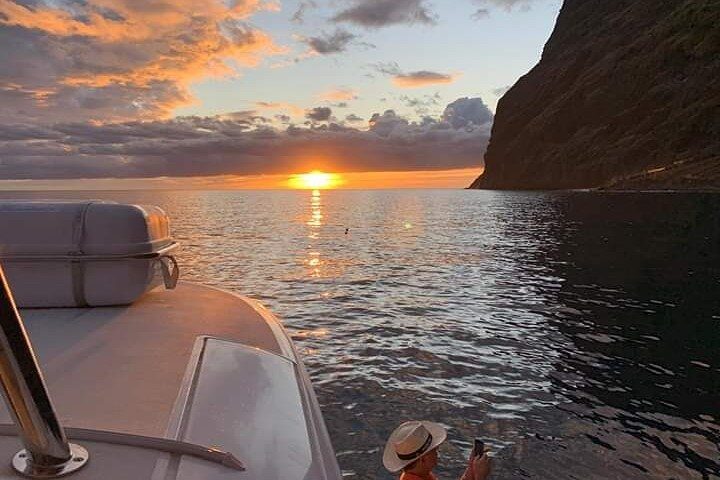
[1, 189, 718, 479]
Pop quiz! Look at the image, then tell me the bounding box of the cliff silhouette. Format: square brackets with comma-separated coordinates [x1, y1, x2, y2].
[472, 0, 720, 190]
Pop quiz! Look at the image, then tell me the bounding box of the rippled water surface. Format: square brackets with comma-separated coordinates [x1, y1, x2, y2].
[2, 189, 718, 479]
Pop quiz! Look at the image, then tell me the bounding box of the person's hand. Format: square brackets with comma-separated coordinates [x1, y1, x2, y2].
[471, 452, 491, 480]
[461, 448, 492, 480]
[460, 456, 476, 480]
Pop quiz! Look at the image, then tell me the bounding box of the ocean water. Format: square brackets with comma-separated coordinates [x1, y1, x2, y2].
[1, 189, 718, 479]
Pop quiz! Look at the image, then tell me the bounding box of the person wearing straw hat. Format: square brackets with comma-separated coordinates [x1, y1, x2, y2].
[383, 420, 491, 480]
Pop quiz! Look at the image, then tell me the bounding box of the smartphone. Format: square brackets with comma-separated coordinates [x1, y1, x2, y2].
[473, 438, 485, 457]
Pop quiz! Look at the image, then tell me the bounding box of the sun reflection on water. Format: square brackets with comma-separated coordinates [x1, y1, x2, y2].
[306, 189, 323, 277]
[307, 189, 323, 227]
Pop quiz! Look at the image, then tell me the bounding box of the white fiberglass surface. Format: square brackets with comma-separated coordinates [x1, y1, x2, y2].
[173, 338, 316, 480]
[0, 284, 284, 436]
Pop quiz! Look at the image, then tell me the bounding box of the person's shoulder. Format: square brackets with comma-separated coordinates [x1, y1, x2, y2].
[399, 473, 430, 480]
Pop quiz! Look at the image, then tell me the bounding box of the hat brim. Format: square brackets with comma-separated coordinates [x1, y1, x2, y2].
[382, 421, 447, 473]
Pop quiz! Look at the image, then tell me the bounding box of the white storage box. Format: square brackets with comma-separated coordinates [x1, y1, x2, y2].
[0, 201, 179, 308]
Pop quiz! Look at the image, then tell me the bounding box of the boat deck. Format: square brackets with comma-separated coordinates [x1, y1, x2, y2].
[6, 282, 289, 436]
[0, 282, 339, 479]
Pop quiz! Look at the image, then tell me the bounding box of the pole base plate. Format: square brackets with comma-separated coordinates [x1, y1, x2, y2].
[12, 443, 89, 478]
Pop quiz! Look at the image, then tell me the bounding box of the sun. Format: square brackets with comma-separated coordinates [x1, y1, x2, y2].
[288, 171, 342, 189]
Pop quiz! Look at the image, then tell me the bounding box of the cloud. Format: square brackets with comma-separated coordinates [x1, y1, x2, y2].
[291, 0, 318, 24]
[217, 110, 270, 123]
[345, 114, 364, 123]
[492, 85, 512, 97]
[255, 101, 305, 116]
[400, 93, 441, 114]
[0, 97, 493, 179]
[0, 0, 280, 122]
[367, 110, 409, 136]
[472, 8, 490, 20]
[373, 62, 459, 88]
[442, 97, 494, 129]
[394, 71, 457, 88]
[472, 0, 535, 17]
[394, 72, 458, 88]
[373, 62, 403, 76]
[306, 106, 333, 122]
[301, 28, 357, 54]
[487, 0, 535, 9]
[333, 0, 437, 28]
[318, 88, 359, 102]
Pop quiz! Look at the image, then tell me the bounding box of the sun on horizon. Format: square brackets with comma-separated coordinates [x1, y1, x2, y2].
[288, 171, 343, 190]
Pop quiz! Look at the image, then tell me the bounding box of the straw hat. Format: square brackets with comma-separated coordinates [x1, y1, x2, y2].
[383, 421, 448, 473]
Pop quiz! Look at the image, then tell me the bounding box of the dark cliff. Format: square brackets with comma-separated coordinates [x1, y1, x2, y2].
[472, 0, 720, 190]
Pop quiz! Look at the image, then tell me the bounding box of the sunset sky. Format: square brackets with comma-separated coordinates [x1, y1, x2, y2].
[0, 0, 561, 189]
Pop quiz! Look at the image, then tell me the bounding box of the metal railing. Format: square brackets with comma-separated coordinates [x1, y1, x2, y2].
[0, 263, 88, 478]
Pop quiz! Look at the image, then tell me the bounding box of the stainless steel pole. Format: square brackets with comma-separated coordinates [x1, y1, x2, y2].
[0, 264, 88, 478]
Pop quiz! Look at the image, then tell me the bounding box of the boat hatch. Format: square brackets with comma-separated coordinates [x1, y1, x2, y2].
[154, 337, 319, 480]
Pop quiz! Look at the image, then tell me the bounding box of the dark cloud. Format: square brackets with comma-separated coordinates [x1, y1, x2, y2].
[442, 97, 494, 129]
[373, 61, 402, 76]
[0, 98, 493, 179]
[333, 0, 437, 28]
[368, 110, 409, 136]
[291, 1, 318, 24]
[306, 107, 333, 122]
[345, 114, 364, 123]
[0, 123, 61, 141]
[303, 29, 357, 54]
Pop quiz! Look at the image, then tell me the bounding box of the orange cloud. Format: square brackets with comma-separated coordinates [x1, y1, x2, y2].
[0, 0, 277, 41]
[0, 0, 283, 121]
[317, 88, 358, 102]
[392, 71, 460, 88]
[255, 101, 305, 116]
[0, 0, 135, 40]
[63, 29, 279, 88]
[0, 82, 54, 106]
